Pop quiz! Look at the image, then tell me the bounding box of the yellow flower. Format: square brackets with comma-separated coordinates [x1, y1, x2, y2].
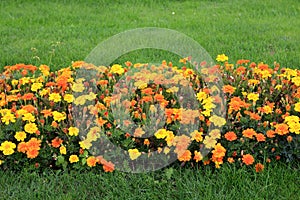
[49, 93, 61, 102]
[275, 85, 282, 90]
[209, 115, 226, 127]
[0, 141, 16, 155]
[31, 82, 43, 92]
[39, 89, 49, 97]
[203, 136, 217, 149]
[247, 93, 259, 102]
[79, 139, 92, 149]
[86, 92, 97, 101]
[294, 102, 300, 112]
[154, 129, 168, 139]
[22, 113, 35, 122]
[190, 130, 203, 142]
[292, 76, 300, 86]
[39, 65, 50, 76]
[24, 123, 38, 134]
[60, 146, 67, 155]
[74, 95, 86, 105]
[64, 94, 74, 103]
[260, 70, 271, 79]
[110, 64, 124, 75]
[52, 111, 66, 122]
[69, 155, 79, 163]
[72, 82, 85, 92]
[11, 79, 19, 86]
[86, 156, 97, 167]
[166, 86, 179, 93]
[1, 111, 16, 125]
[134, 81, 147, 89]
[196, 91, 207, 102]
[14, 131, 26, 141]
[216, 54, 228, 62]
[68, 127, 79, 136]
[0, 160, 3, 165]
[128, 149, 141, 160]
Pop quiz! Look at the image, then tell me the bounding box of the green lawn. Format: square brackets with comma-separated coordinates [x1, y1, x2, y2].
[0, 0, 299, 70]
[0, 163, 299, 200]
[0, 0, 299, 199]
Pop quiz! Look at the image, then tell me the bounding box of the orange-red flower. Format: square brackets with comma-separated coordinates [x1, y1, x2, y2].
[242, 128, 256, 139]
[51, 137, 63, 148]
[224, 131, 237, 141]
[255, 163, 264, 173]
[274, 123, 289, 135]
[177, 149, 192, 162]
[255, 133, 266, 142]
[242, 154, 255, 165]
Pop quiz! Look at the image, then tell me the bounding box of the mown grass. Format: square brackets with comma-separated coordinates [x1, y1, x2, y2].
[0, 0, 299, 199]
[0, 163, 299, 200]
[0, 0, 299, 70]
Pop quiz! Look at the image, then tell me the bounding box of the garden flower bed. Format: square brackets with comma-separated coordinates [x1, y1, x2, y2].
[0, 55, 299, 173]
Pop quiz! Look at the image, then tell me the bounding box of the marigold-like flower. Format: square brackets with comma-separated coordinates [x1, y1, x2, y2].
[222, 85, 236, 94]
[17, 142, 27, 153]
[24, 122, 38, 134]
[190, 130, 203, 142]
[178, 149, 191, 162]
[216, 54, 228, 62]
[128, 148, 141, 160]
[255, 163, 264, 172]
[68, 127, 79, 136]
[31, 82, 43, 92]
[0, 141, 16, 155]
[60, 146, 67, 155]
[274, 123, 289, 135]
[247, 93, 259, 102]
[255, 133, 266, 142]
[110, 64, 124, 75]
[242, 154, 255, 165]
[224, 131, 237, 141]
[14, 131, 26, 141]
[102, 160, 115, 172]
[69, 155, 79, 163]
[266, 130, 276, 138]
[64, 94, 74, 103]
[242, 128, 256, 139]
[52, 111, 66, 122]
[87, 156, 97, 167]
[51, 137, 63, 148]
[209, 115, 226, 127]
[194, 151, 203, 162]
[49, 93, 61, 102]
[26, 148, 39, 159]
[1, 111, 16, 125]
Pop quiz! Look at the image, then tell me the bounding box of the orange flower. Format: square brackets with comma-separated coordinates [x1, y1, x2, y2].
[287, 135, 293, 143]
[87, 156, 97, 167]
[41, 109, 52, 118]
[227, 157, 235, 163]
[242, 154, 255, 165]
[21, 105, 36, 113]
[141, 88, 154, 95]
[22, 93, 34, 101]
[224, 131, 237, 141]
[177, 149, 192, 162]
[274, 123, 289, 135]
[266, 130, 276, 138]
[242, 128, 256, 139]
[17, 142, 27, 153]
[27, 137, 41, 150]
[255, 133, 266, 142]
[102, 160, 115, 172]
[51, 137, 63, 148]
[222, 85, 236, 95]
[154, 94, 164, 102]
[255, 163, 264, 173]
[26, 148, 39, 159]
[193, 151, 203, 162]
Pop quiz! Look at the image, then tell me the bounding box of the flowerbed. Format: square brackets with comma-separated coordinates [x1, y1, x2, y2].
[0, 55, 299, 173]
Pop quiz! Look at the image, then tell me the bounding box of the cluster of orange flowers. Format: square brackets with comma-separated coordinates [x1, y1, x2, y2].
[0, 55, 298, 173]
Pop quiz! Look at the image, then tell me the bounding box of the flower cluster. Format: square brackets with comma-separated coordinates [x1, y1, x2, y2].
[0, 56, 298, 173]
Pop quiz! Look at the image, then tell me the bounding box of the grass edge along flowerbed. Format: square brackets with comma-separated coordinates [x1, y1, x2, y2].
[0, 55, 299, 173]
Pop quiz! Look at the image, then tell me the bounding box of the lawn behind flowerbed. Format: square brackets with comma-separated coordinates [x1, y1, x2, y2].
[0, 0, 299, 70]
[0, 0, 299, 199]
